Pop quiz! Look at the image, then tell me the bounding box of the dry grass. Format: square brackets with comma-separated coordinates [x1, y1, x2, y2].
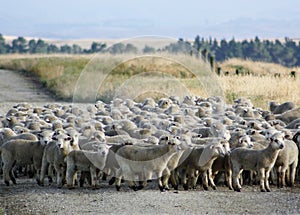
[220, 58, 300, 76]
[218, 75, 300, 109]
[0, 54, 299, 108]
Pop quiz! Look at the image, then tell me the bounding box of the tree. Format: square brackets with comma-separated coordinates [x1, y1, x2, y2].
[28, 39, 36, 53]
[143, 45, 155, 53]
[11, 37, 27, 53]
[90, 42, 106, 53]
[47, 44, 59, 53]
[109, 43, 126, 54]
[72, 44, 82, 54]
[60, 44, 72, 54]
[34, 39, 48, 53]
[0, 34, 7, 53]
[125, 43, 138, 53]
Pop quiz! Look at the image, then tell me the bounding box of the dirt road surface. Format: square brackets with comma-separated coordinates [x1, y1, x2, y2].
[0, 69, 299, 215]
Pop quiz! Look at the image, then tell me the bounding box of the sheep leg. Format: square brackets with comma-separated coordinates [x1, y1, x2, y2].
[289, 162, 297, 187]
[90, 167, 98, 189]
[232, 168, 242, 192]
[161, 168, 171, 190]
[182, 169, 189, 190]
[115, 169, 122, 191]
[157, 171, 166, 192]
[47, 165, 54, 183]
[66, 165, 76, 189]
[3, 160, 14, 186]
[265, 169, 271, 192]
[202, 171, 209, 191]
[208, 169, 217, 190]
[226, 169, 233, 190]
[55, 164, 65, 188]
[170, 170, 179, 191]
[259, 168, 266, 192]
[40, 158, 49, 186]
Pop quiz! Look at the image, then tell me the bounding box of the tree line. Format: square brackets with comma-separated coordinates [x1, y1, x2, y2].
[1, 33, 300, 67]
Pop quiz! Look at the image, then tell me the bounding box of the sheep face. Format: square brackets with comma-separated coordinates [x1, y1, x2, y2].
[66, 129, 80, 150]
[167, 136, 182, 152]
[53, 133, 72, 152]
[211, 122, 231, 140]
[95, 144, 110, 157]
[269, 133, 285, 150]
[213, 143, 226, 158]
[220, 140, 231, 154]
[238, 135, 253, 148]
[38, 130, 54, 146]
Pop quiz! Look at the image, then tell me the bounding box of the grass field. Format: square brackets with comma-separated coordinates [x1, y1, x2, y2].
[0, 54, 299, 109]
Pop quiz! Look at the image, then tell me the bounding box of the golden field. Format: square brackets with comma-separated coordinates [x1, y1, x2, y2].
[0, 54, 299, 109]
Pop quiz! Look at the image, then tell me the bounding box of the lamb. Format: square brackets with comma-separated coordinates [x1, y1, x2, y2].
[275, 107, 300, 124]
[269, 101, 295, 114]
[230, 132, 285, 192]
[160, 136, 189, 191]
[274, 138, 299, 187]
[176, 140, 226, 190]
[114, 138, 182, 192]
[285, 118, 300, 129]
[65, 143, 110, 189]
[0, 128, 39, 145]
[1, 130, 54, 186]
[40, 132, 74, 188]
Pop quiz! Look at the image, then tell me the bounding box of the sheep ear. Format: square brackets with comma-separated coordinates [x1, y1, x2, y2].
[238, 137, 242, 144]
[198, 144, 215, 166]
[270, 137, 274, 142]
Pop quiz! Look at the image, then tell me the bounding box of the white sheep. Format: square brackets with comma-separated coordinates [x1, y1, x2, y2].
[40, 132, 75, 188]
[176, 140, 226, 190]
[1, 130, 54, 186]
[230, 132, 285, 192]
[65, 143, 110, 189]
[114, 138, 182, 192]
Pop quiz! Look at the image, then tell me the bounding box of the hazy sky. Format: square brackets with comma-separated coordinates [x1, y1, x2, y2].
[1, 0, 299, 39]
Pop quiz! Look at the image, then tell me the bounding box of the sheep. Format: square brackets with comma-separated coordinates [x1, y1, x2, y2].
[176, 140, 226, 191]
[65, 143, 110, 189]
[160, 135, 190, 191]
[40, 132, 74, 188]
[212, 135, 253, 190]
[103, 143, 131, 186]
[275, 107, 300, 124]
[230, 132, 285, 192]
[1, 130, 54, 186]
[0, 128, 38, 145]
[114, 138, 182, 192]
[270, 101, 295, 114]
[285, 118, 300, 129]
[274, 138, 299, 187]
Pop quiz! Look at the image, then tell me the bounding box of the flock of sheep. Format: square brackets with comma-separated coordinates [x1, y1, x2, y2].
[0, 95, 300, 193]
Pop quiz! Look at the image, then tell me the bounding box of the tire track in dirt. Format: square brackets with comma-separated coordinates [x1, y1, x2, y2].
[0, 69, 55, 103]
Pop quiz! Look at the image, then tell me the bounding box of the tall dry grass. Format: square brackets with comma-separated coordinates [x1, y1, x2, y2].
[220, 58, 300, 76]
[0, 54, 299, 108]
[218, 75, 300, 109]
